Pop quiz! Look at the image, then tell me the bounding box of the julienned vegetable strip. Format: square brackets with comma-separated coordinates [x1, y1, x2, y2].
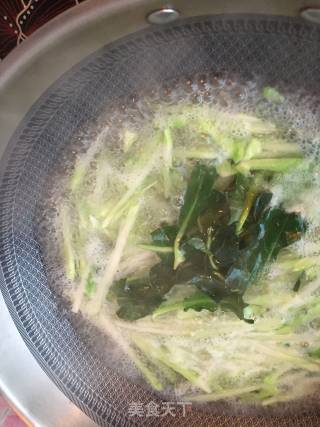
[102, 151, 158, 228]
[60, 205, 76, 281]
[131, 334, 210, 393]
[102, 181, 156, 228]
[258, 140, 303, 158]
[255, 343, 320, 372]
[72, 265, 90, 313]
[130, 334, 177, 384]
[184, 385, 261, 402]
[90, 204, 140, 314]
[137, 244, 173, 253]
[163, 128, 173, 199]
[70, 127, 108, 192]
[122, 129, 138, 153]
[237, 158, 301, 173]
[128, 350, 165, 391]
[99, 316, 164, 391]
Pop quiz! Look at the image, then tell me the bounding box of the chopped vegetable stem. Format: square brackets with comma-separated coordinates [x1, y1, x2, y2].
[90, 204, 140, 314]
[138, 244, 173, 253]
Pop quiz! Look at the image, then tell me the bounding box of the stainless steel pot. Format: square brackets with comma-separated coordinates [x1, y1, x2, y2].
[1, 1, 320, 426]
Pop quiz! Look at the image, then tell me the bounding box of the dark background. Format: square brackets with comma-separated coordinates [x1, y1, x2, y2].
[0, 0, 87, 60]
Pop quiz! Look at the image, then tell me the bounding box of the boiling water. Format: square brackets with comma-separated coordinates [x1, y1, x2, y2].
[40, 73, 320, 411]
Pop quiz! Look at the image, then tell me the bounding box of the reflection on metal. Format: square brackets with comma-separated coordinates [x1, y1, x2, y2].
[147, 7, 180, 25]
[0, 294, 98, 427]
[300, 8, 320, 24]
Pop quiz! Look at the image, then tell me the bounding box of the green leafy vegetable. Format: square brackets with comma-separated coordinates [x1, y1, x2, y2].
[149, 224, 177, 264]
[173, 164, 217, 269]
[252, 192, 272, 221]
[152, 291, 218, 318]
[110, 276, 164, 321]
[228, 174, 253, 224]
[110, 159, 306, 322]
[210, 224, 240, 268]
[226, 208, 306, 290]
